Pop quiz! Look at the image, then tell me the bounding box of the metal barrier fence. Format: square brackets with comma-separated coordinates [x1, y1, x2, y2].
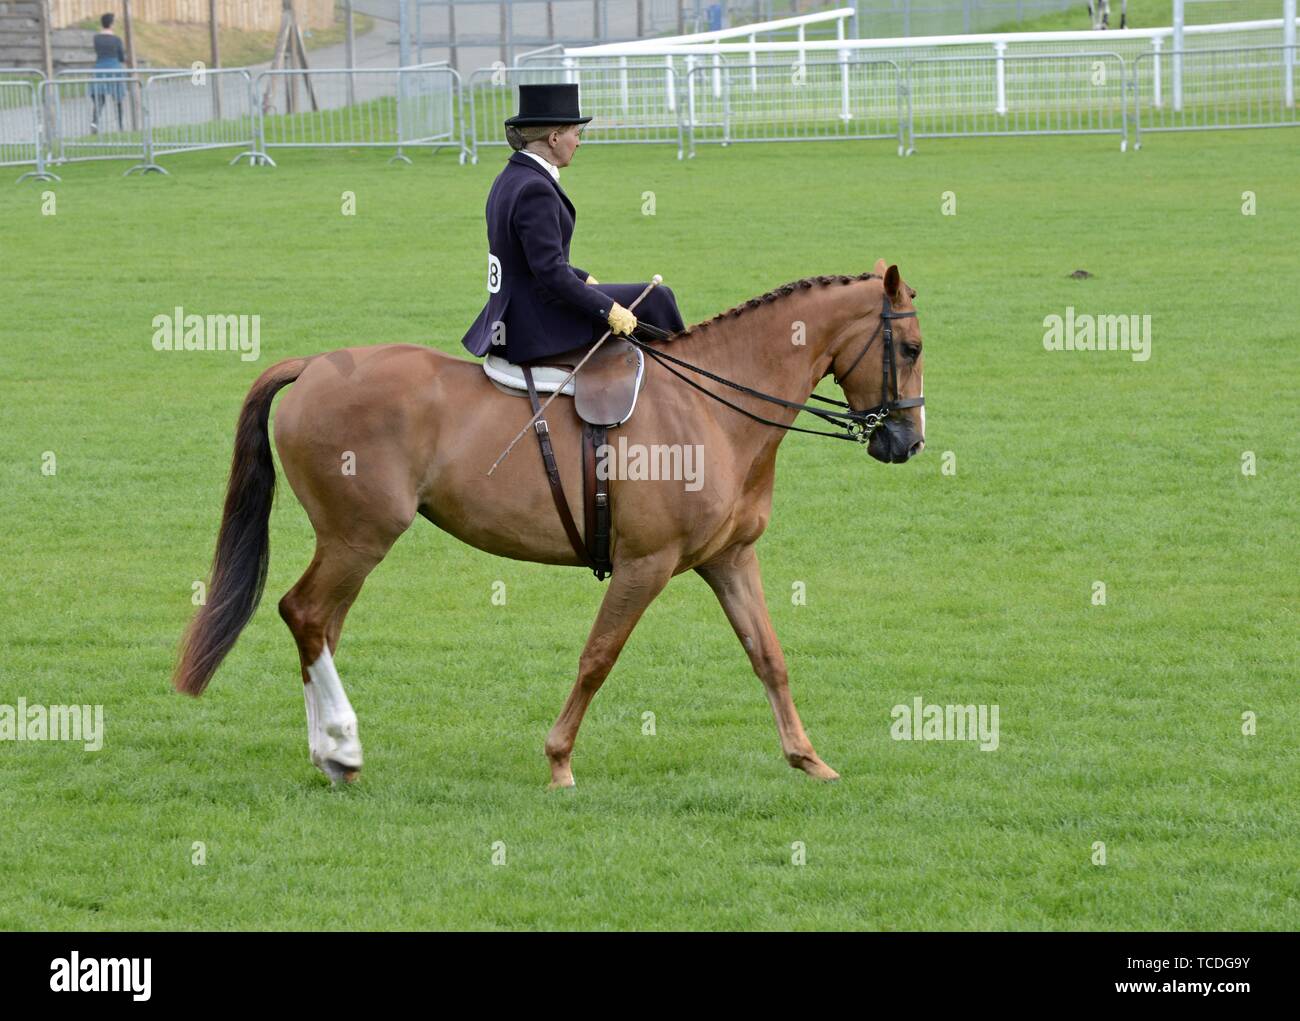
[7, 48, 1300, 181]
[141, 68, 268, 172]
[0, 67, 45, 88]
[683, 58, 906, 156]
[464, 63, 683, 162]
[905, 51, 1129, 151]
[45, 67, 199, 170]
[256, 66, 466, 163]
[44, 73, 152, 169]
[0, 77, 59, 182]
[1133, 44, 1300, 147]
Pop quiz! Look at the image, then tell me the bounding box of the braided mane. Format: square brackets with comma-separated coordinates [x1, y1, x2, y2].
[677, 271, 880, 339]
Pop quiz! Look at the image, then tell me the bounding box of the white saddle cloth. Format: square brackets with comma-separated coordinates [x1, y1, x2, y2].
[483, 354, 575, 396]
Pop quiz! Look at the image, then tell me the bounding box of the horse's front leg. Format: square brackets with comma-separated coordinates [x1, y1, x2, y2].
[696, 544, 839, 780]
[544, 550, 677, 789]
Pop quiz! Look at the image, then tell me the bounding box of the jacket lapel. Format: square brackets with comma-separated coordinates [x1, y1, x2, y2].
[508, 151, 575, 221]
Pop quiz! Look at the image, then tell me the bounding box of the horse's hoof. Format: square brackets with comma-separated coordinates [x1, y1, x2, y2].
[322, 759, 360, 785]
[793, 757, 840, 782]
[547, 777, 576, 791]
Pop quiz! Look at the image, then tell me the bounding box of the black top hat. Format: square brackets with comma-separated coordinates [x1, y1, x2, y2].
[504, 83, 592, 127]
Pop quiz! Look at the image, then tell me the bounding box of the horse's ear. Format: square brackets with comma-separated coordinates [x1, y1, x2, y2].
[884, 264, 902, 302]
[872, 258, 887, 277]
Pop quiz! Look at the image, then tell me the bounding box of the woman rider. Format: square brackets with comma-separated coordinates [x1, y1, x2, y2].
[461, 83, 684, 363]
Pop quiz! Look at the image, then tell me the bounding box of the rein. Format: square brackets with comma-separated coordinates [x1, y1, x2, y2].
[626, 293, 922, 444]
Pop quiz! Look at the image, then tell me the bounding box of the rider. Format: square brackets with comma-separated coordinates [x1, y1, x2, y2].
[461, 83, 685, 363]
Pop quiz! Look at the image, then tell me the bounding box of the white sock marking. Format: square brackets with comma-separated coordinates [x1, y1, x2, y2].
[304, 646, 361, 770]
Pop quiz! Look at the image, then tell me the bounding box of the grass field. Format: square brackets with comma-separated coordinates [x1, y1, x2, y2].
[0, 128, 1296, 930]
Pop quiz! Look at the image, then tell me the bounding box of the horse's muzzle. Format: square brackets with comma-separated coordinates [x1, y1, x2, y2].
[867, 417, 924, 464]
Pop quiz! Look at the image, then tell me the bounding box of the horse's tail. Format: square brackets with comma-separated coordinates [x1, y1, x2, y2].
[172, 357, 309, 697]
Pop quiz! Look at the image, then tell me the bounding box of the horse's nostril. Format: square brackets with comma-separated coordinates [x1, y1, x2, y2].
[908, 441, 923, 458]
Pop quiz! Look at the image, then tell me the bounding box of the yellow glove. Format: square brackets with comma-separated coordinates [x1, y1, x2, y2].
[585, 274, 599, 285]
[607, 303, 637, 336]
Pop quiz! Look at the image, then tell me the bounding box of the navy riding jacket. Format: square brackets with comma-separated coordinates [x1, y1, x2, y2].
[461, 151, 685, 363]
[460, 151, 614, 363]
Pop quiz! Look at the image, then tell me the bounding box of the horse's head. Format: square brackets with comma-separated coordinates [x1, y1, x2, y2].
[828, 259, 925, 464]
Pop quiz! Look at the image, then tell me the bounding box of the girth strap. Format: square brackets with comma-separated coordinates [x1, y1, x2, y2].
[522, 365, 595, 573]
[582, 423, 612, 580]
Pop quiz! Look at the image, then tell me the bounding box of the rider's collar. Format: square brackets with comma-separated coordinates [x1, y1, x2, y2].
[519, 149, 560, 183]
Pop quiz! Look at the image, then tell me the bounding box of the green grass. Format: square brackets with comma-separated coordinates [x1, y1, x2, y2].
[990, 0, 1171, 33]
[997, 0, 1287, 33]
[0, 129, 1296, 930]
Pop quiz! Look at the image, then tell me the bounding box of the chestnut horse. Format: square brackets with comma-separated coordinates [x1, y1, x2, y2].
[172, 260, 925, 788]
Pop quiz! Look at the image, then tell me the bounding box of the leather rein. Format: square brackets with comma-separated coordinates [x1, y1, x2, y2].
[625, 293, 923, 444]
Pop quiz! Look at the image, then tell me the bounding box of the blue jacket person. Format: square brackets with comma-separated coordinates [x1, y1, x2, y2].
[461, 83, 684, 363]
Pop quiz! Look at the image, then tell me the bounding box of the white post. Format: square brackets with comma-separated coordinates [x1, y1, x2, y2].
[837, 2, 848, 117]
[1285, 0, 1296, 108]
[1152, 35, 1162, 111]
[619, 54, 628, 113]
[665, 54, 675, 113]
[750, 32, 757, 91]
[712, 44, 721, 99]
[345, 0, 356, 107]
[994, 40, 1007, 116]
[797, 23, 806, 67]
[1172, 0, 1184, 113]
[839, 47, 851, 120]
[398, 0, 410, 67]
[563, 56, 576, 86]
[686, 54, 697, 129]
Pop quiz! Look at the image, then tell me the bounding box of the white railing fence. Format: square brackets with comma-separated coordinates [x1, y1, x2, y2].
[682, 57, 906, 156]
[906, 51, 1129, 151]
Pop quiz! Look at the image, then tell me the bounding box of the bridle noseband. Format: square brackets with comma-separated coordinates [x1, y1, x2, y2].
[627, 290, 924, 445]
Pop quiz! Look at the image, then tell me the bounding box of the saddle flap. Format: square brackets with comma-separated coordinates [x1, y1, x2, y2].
[574, 338, 644, 428]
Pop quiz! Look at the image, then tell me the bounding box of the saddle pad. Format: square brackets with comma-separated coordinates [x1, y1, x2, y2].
[484, 354, 575, 396]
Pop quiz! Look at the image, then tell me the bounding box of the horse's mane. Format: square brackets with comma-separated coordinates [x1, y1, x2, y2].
[675, 271, 880, 340]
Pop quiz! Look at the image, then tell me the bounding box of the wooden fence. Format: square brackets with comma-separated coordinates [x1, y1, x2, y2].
[50, 0, 336, 32]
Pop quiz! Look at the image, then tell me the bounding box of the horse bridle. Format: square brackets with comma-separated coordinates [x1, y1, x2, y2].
[627, 291, 924, 444]
[832, 292, 924, 427]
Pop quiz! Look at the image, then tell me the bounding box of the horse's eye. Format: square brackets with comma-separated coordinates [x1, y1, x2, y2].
[902, 343, 921, 361]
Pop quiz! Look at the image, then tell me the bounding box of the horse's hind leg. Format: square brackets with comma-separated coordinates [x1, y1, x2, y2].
[279, 537, 395, 784]
[696, 544, 839, 781]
